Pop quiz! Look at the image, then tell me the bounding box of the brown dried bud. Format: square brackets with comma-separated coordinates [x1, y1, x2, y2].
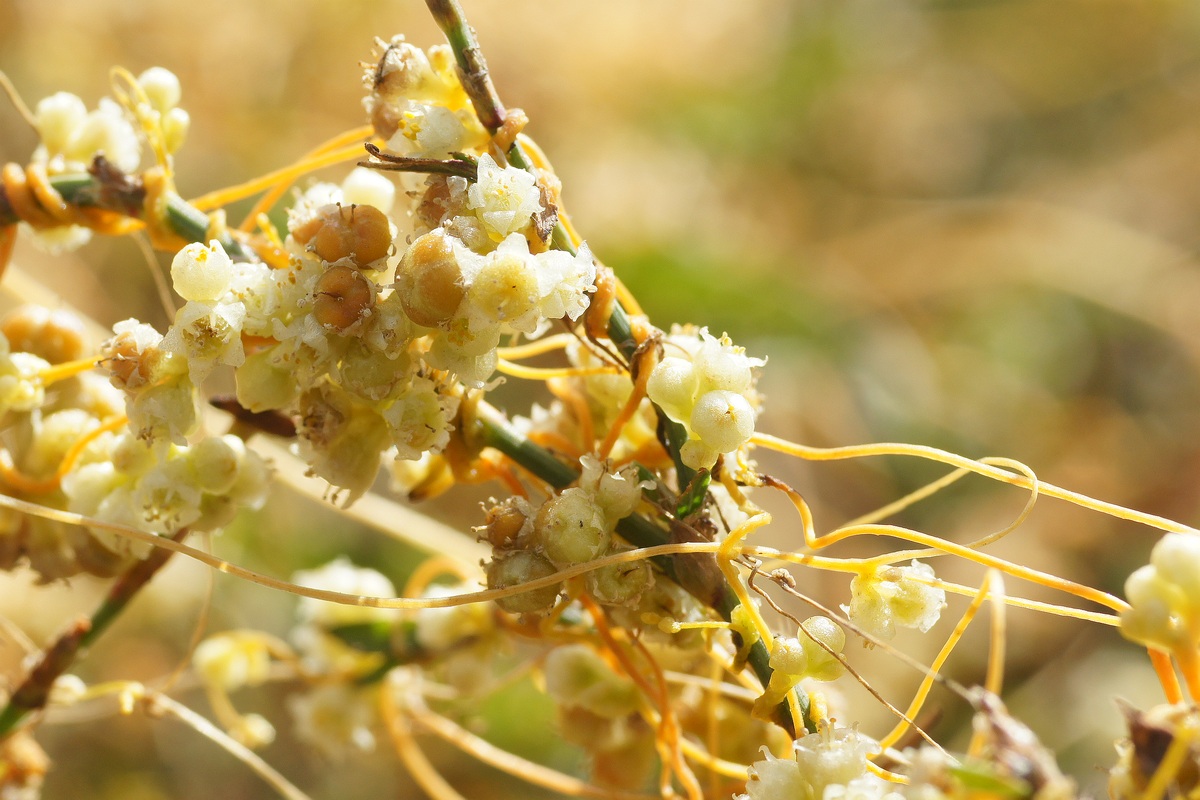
[313, 265, 376, 333]
[293, 203, 392, 269]
[484, 497, 531, 550]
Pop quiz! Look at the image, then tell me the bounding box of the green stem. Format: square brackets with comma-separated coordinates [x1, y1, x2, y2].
[0, 163, 248, 258]
[428, 0, 803, 734]
[472, 402, 807, 734]
[424, 0, 507, 134]
[0, 529, 188, 739]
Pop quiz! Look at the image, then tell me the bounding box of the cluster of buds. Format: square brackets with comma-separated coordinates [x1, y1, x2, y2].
[740, 724, 897, 800]
[543, 644, 656, 788]
[753, 616, 847, 718]
[844, 560, 946, 641]
[82, 37, 601, 506]
[25, 67, 189, 254]
[483, 454, 654, 613]
[1120, 532, 1200, 653]
[646, 326, 766, 470]
[0, 302, 267, 582]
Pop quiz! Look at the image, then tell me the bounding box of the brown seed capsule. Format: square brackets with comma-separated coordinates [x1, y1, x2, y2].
[395, 231, 465, 328]
[414, 176, 453, 232]
[293, 203, 392, 269]
[1, 305, 88, 364]
[313, 265, 376, 333]
[484, 498, 530, 550]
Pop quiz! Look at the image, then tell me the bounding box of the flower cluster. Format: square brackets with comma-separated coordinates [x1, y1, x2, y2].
[2, 18, 1165, 800]
[0, 303, 267, 582]
[483, 454, 654, 613]
[845, 560, 946, 641]
[85, 40, 602, 506]
[646, 326, 766, 470]
[364, 36, 486, 159]
[740, 724, 896, 800]
[1120, 532, 1200, 652]
[63, 430, 269, 554]
[399, 174, 596, 388]
[753, 616, 847, 718]
[26, 68, 189, 254]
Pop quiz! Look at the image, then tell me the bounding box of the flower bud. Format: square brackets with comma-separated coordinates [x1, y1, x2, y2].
[293, 203, 392, 270]
[798, 615, 846, 682]
[536, 487, 610, 566]
[313, 264, 376, 333]
[395, 231, 465, 328]
[588, 559, 653, 607]
[484, 497, 533, 550]
[689, 390, 756, 455]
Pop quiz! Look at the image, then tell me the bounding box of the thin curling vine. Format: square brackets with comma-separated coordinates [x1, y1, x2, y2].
[0, 2, 1195, 800]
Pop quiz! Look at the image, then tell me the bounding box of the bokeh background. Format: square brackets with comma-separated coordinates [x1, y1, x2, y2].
[2, 0, 1200, 797]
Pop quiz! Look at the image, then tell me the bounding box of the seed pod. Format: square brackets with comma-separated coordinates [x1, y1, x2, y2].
[486, 551, 560, 614]
[313, 265, 376, 333]
[292, 203, 392, 269]
[483, 497, 532, 550]
[395, 231, 465, 328]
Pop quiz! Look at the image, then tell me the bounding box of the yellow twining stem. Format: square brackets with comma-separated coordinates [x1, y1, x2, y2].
[496, 333, 576, 361]
[752, 433, 1197, 535]
[0, 415, 127, 495]
[73, 681, 311, 800]
[188, 133, 373, 214]
[238, 126, 377, 230]
[39, 356, 100, 386]
[763, 474, 1127, 613]
[110, 67, 171, 172]
[410, 698, 661, 799]
[1149, 647, 1184, 705]
[878, 570, 999, 752]
[381, 686, 469, 800]
[495, 358, 618, 380]
[581, 595, 703, 800]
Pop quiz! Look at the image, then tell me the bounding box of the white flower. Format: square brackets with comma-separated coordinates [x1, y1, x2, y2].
[34, 94, 141, 173]
[382, 376, 458, 460]
[461, 234, 543, 333]
[390, 103, 478, 159]
[171, 241, 237, 303]
[162, 299, 247, 384]
[341, 167, 396, 215]
[1120, 533, 1200, 651]
[0, 350, 50, 413]
[543, 644, 641, 719]
[645, 327, 765, 470]
[137, 67, 182, 113]
[467, 153, 542, 240]
[534, 243, 597, 322]
[845, 560, 946, 641]
[410, 582, 494, 652]
[578, 454, 649, 524]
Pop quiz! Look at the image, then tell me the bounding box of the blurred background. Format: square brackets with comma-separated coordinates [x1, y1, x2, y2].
[2, 0, 1200, 797]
